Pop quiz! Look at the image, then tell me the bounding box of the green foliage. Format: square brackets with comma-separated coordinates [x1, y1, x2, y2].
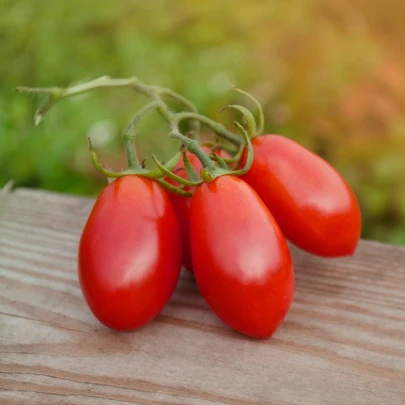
[1, 0, 404, 244]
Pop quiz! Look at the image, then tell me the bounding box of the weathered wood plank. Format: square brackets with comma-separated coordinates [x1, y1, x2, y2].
[1, 188, 404, 405]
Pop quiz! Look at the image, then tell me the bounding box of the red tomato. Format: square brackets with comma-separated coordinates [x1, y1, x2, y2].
[78, 176, 182, 331]
[190, 176, 294, 338]
[241, 135, 361, 257]
[168, 147, 230, 272]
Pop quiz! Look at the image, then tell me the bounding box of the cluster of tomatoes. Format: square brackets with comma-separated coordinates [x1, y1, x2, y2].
[18, 75, 360, 339]
[78, 131, 361, 339]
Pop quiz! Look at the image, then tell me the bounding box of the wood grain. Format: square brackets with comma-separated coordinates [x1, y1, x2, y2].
[1, 188, 404, 405]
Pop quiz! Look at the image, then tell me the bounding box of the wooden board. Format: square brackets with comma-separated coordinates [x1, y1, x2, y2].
[1, 188, 404, 405]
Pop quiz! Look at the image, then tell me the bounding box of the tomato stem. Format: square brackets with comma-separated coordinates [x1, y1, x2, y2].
[232, 86, 264, 135]
[155, 179, 193, 197]
[175, 112, 242, 146]
[200, 168, 215, 182]
[153, 87, 201, 141]
[122, 134, 139, 170]
[220, 105, 256, 138]
[151, 154, 202, 187]
[182, 152, 200, 182]
[209, 153, 229, 170]
[122, 101, 162, 169]
[227, 122, 254, 176]
[88, 137, 123, 178]
[223, 144, 245, 164]
[17, 76, 242, 146]
[170, 130, 217, 171]
[17, 76, 258, 190]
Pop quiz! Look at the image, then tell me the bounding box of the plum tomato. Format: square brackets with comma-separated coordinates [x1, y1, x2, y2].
[241, 135, 361, 257]
[190, 175, 294, 338]
[78, 175, 182, 331]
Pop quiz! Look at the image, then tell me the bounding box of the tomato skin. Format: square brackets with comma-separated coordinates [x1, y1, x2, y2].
[190, 176, 294, 338]
[78, 176, 182, 331]
[241, 135, 361, 257]
[168, 147, 230, 272]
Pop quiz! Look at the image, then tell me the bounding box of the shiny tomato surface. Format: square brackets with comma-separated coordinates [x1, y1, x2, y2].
[241, 135, 361, 257]
[190, 176, 294, 338]
[78, 176, 182, 331]
[168, 147, 229, 272]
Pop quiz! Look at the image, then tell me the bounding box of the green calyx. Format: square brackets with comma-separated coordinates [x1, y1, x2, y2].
[232, 86, 264, 137]
[88, 137, 181, 178]
[151, 154, 202, 187]
[153, 114, 254, 186]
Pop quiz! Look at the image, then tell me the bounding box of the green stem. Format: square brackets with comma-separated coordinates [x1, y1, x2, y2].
[151, 154, 202, 187]
[17, 76, 142, 125]
[155, 179, 193, 197]
[169, 128, 217, 171]
[182, 152, 200, 182]
[88, 141, 123, 178]
[154, 87, 201, 140]
[16, 76, 139, 98]
[175, 112, 242, 146]
[223, 144, 244, 164]
[122, 101, 162, 169]
[221, 105, 256, 138]
[17, 75, 242, 147]
[200, 168, 215, 182]
[122, 134, 140, 169]
[17, 76, 254, 186]
[228, 122, 254, 175]
[232, 86, 264, 135]
[209, 153, 228, 169]
[123, 101, 162, 136]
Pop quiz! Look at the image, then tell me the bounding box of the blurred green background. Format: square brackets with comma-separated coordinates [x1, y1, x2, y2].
[1, 0, 404, 244]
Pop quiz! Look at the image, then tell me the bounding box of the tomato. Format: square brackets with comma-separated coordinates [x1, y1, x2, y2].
[241, 135, 361, 257]
[190, 176, 294, 338]
[168, 147, 230, 272]
[78, 176, 182, 331]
